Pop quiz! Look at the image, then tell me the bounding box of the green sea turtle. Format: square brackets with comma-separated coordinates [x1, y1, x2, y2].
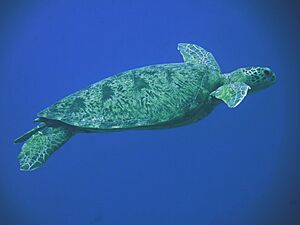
[14, 43, 276, 171]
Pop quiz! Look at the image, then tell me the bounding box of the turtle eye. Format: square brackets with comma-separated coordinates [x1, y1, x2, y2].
[264, 69, 272, 76]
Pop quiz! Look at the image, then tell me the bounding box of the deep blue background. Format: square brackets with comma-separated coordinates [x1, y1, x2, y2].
[0, 0, 299, 225]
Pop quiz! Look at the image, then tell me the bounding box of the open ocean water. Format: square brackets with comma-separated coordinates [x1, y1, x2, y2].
[0, 0, 299, 225]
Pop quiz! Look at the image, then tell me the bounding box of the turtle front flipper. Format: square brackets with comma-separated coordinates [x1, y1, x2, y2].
[177, 43, 221, 72]
[17, 126, 75, 171]
[210, 82, 251, 108]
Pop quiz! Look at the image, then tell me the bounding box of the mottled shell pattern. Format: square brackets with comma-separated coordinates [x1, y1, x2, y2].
[38, 44, 222, 130]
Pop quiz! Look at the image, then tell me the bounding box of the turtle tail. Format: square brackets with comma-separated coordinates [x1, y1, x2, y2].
[15, 125, 75, 171]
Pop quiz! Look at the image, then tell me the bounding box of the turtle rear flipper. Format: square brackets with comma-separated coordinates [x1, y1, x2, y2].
[18, 126, 74, 171]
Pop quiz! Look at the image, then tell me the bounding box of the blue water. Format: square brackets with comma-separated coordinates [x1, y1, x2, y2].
[1, 1, 299, 225]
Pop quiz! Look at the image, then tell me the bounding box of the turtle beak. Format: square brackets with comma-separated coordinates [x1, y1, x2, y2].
[265, 68, 276, 84]
[270, 73, 276, 84]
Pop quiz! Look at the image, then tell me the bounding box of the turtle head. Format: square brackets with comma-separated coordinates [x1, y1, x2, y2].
[228, 67, 276, 92]
[213, 67, 276, 108]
